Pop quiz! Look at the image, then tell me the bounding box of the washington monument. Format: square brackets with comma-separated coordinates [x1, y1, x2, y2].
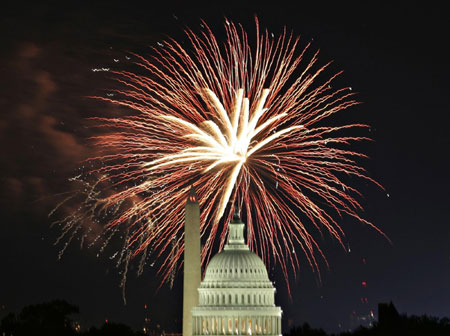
[183, 186, 201, 336]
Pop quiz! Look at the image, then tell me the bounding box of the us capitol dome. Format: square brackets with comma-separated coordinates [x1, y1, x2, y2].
[191, 210, 282, 336]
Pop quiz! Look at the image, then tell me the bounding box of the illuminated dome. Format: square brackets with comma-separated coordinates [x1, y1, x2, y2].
[202, 248, 271, 284]
[202, 221, 272, 286]
[192, 211, 282, 336]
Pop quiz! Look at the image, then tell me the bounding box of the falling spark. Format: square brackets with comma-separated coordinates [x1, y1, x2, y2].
[54, 18, 387, 292]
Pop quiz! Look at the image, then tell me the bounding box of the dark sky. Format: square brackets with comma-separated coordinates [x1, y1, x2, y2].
[1, 1, 449, 333]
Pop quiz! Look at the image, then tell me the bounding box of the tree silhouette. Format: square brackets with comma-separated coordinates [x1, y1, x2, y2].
[3, 299, 450, 336]
[83, 321, 145, 336]
[287, 323, 328, 336]
[341, 314, 450, 336]
[0, 299, 79, 336]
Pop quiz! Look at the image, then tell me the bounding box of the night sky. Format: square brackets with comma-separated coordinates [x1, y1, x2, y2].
[1, 1, 449, 334]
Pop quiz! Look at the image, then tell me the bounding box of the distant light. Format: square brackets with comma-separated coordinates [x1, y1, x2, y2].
[362, 281, 367, 287]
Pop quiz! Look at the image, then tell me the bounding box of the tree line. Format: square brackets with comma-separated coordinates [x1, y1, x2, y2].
[2, 300, 450, 336]
[0, 300, 145, 336]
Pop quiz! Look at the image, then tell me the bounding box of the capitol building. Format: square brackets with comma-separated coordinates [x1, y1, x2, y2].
[183, 188, 282, 336]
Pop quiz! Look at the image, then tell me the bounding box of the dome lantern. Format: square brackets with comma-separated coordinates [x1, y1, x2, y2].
[225, 205, 246, 249]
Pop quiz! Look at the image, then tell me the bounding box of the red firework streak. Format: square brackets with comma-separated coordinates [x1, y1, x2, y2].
[59, 18, 388, 292]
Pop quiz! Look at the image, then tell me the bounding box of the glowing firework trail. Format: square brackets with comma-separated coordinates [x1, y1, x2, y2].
[55, 18, 386, 290]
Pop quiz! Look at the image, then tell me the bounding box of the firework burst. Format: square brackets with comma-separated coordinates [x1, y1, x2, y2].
[54, 18, 386, 292]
